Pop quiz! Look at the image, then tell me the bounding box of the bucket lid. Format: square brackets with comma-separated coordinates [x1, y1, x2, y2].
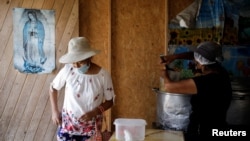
[114, 118, 147, 126]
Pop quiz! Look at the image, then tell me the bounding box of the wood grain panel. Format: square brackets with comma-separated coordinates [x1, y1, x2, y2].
[5, 74, 38, 140]
[0, 0, 79, 140]
[8, 0, 46, 140]
[168, 0, 194, 21]
[111, 0, 166, 129]
[0, 0, 21, 83]
[0, 0, 15, 29]
[1, 73, 27, 140]
[0, 35, 15, 116]
[79, 0, 112, 131]
[33, 2, 79, 141]
[42, 0, 55, 9]
[79, 0, 111, 71]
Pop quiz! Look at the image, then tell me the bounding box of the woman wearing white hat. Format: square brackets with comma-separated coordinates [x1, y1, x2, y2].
[160, 41, 232, 140]
[49, 37, 115, 141]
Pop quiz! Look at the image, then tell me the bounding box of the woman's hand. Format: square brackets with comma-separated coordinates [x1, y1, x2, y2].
[78, 109, 99, 122]
[160, 55, 177, 64]
[160, 58, 171, 83]
[78, 100, 113, 122]
[51, 110, 62, 126]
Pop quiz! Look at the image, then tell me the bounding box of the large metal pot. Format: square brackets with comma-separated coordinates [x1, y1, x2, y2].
[152, 88, 192, 131]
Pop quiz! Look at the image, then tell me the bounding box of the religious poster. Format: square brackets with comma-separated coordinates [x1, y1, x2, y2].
[13, 8, 55, 74]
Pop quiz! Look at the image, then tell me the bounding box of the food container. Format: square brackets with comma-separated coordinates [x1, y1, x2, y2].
[152, 88, 191, 131]
[113, 118, 147, 141]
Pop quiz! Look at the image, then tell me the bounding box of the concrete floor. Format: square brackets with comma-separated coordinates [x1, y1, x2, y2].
[227, 96, 250, 125]
[227, 78, 250, 127]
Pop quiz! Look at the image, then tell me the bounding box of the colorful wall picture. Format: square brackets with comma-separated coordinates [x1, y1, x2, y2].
[222, 46, 250, 77]
[13, 8, 55, 74]
[168, 28, 224, 46]
[169, 45, 250, 78]
[168, 45, 196, 79]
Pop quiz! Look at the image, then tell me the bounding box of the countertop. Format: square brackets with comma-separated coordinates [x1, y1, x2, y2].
[109, 129, 184, 141]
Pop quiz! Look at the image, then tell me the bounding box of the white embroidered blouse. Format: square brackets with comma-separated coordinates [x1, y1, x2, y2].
[51, 64, 115, 136]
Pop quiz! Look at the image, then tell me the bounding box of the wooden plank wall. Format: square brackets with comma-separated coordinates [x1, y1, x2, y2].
[0, 0, 79, 141]
[110, 0, 166, 129]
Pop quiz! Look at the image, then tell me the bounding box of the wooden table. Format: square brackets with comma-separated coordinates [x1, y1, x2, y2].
[109, 129, 184, 141]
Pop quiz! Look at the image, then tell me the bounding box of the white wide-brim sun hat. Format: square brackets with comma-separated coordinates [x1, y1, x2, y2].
[59, 37, 100, 64]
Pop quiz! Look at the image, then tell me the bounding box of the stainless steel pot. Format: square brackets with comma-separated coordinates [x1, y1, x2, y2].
[152, 88, 192, 131]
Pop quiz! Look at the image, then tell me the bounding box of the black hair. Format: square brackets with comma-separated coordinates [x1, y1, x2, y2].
[204, 62, 228, 74]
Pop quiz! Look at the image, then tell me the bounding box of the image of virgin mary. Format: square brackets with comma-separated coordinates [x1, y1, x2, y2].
[22, 11, 47, 73]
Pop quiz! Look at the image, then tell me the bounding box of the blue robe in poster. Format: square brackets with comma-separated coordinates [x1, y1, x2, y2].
[22, 11, 46, 73]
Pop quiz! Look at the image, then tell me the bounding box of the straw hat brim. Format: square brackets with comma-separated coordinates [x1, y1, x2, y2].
[59, 49, 100, 64]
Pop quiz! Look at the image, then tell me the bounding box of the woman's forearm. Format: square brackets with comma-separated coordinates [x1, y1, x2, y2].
[49, 87, 59, 113]
[172, 52, 194, 60]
